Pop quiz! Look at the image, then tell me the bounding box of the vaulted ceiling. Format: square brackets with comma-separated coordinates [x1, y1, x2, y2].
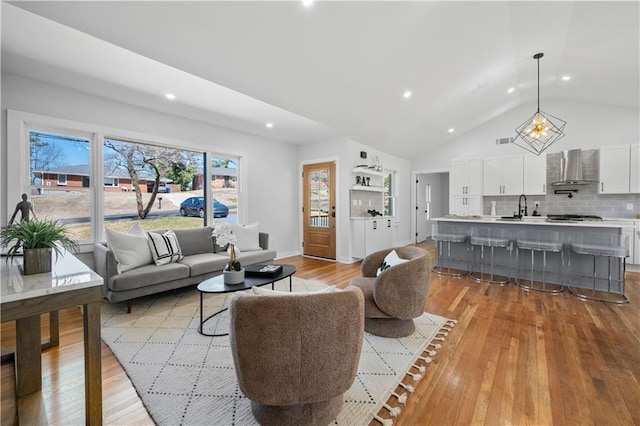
[3, 1, 638, 159]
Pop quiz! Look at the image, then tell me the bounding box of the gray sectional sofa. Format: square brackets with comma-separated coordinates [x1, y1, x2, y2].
[94, 226, 276, 312]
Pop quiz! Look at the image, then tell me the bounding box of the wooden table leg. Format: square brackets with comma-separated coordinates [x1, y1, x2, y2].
[49, 310, 59, 348]
[15, 315, 41, 397]
[83, 301, 102, 425]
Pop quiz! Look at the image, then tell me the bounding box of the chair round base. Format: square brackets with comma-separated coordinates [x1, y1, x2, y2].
[365, 317, 416, 338]
[251, 394, 343, 426]
[515, 279, 563, 294]
[566, 286, 629, 304]
[431, 265, 467, 278]
[469, 271, 509, 285]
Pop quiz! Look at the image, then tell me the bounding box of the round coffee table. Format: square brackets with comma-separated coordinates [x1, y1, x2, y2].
[197, 264, 297, 336]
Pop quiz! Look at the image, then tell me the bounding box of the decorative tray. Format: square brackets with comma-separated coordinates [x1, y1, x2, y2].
[244, 264, 283, 277]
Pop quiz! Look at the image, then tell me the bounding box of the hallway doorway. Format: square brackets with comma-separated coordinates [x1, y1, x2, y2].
[415, 172, 449, 243]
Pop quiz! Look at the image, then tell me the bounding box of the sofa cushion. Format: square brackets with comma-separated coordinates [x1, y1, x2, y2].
[179, 253, 230, 276]
[147, 230, 184, 265]
[172, 226, 215, 256]
[105, 223, 153, 273]
[108, 262, 190, 292]
[237, 249, 277, 266]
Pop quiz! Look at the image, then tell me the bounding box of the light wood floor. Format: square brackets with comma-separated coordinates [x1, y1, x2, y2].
[2, 247, 640, 425]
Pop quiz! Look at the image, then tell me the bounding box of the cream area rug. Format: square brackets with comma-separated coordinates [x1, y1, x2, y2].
[100, 278, 455, 426]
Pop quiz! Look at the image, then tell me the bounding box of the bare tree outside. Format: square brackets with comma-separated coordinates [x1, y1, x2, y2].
[29, 134, 66, 184]
[104, 138, 199, 219]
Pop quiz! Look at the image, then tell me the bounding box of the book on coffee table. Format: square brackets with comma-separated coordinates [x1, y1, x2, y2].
[244, 264, 283, 277]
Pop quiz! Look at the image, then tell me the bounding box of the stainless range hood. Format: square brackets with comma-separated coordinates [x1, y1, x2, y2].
[551, 149, 599, 186]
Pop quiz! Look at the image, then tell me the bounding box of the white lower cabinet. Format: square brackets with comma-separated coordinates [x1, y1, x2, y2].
[352, 218, 394, 258]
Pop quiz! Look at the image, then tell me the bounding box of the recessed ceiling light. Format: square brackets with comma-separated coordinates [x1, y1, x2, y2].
[403, 90, 412, 99]
[302, 0, 314, 7]
[507, 87, 515, 94]
[165, 93, 176, 100]
[266, 123, 274, 128]
[448, 128, 455, 133]
[562, 75, 571, 81]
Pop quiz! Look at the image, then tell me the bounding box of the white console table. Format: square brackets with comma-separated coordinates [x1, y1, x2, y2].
[1, 249, 103, 425]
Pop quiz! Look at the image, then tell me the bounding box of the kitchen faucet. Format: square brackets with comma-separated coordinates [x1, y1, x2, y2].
[518, 194, 528, 218]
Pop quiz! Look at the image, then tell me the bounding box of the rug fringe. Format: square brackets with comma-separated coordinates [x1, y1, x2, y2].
[374, 414, 394, 426]
[375, 318, 456, 425]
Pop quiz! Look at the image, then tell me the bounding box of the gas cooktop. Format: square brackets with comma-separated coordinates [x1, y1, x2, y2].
[546, 214, 603, 223]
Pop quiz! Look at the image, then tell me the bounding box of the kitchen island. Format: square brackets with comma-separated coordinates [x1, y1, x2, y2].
[435, 216, 629, 295]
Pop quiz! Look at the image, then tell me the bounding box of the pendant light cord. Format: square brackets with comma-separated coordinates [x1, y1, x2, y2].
[537, 56, 540, 112]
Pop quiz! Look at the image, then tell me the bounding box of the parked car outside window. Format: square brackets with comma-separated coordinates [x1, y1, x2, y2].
[179, 196, 229, 218]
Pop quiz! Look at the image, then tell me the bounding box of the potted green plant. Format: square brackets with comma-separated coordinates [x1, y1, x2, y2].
[1, 219, 79, 275]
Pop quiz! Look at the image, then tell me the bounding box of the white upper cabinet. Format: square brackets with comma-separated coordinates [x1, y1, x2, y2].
[523, 154, 547, 195]
[630, 144, 640, 194]
[451, 158, 483, 196]
[482, 155, 523, 196]
[599, 145, 631, 194]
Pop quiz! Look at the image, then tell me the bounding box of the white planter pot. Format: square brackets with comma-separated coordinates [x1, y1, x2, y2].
[223, 268, 245, 285]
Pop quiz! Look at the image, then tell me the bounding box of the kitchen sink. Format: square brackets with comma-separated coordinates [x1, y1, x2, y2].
[498, 216, 522, 221]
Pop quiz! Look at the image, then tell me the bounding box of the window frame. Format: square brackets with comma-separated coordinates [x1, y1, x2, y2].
[57, 174, 67, 186]
[384, 170, 396, 217]
[103, 177, 119, 187]
[7, 110, 248, 252]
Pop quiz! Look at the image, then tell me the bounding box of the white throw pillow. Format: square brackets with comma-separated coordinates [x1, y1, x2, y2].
[147, 230, 184, 266]
[251, 285, 337, 296]
[105, 223, 153, 273]
[377, 250, 409, 276]
[229, 222, 261, 251]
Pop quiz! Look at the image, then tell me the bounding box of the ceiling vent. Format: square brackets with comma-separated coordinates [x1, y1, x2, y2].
[495, 137, 513, 145]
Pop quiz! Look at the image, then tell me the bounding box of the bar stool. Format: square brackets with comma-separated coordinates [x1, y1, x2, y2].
[568, 234, 629, 304]
[431, 224, 468, 278]
[469, 227, 511, 285]
[514, 230, 564, 293]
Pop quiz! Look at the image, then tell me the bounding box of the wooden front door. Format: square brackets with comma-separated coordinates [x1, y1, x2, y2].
[303, 162, 336, 259]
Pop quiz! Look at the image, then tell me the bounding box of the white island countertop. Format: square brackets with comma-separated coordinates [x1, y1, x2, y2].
[1, 248, 103, 304]
[437, 215, 630, 229]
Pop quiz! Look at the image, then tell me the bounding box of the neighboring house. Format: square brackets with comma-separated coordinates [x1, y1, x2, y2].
[32, 164, 171, 193]
[192, 167, 238, 190]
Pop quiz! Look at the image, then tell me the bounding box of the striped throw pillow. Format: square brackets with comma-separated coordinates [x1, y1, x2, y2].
[147, 230, 184, 266]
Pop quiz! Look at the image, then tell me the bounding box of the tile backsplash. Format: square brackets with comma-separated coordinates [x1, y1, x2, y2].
[485, 185, 640, 219]
[350, 190, 384, 217]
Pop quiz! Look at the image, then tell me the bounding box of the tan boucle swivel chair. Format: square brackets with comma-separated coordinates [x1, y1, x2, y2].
[350, 246, 432, 338]
[229, 287, 364, 426]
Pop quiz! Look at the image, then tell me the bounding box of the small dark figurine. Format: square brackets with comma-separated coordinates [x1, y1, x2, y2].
[9, 193, 36, 225]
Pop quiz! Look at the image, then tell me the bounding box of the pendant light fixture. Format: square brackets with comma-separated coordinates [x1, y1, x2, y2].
[513, 53, 567, 155]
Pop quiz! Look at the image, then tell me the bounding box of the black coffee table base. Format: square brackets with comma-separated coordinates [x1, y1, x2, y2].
[197, 265, 296, 337]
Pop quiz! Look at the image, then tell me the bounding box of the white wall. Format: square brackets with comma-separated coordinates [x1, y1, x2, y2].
[412, 100, 640, 170]
[1, 73, 301, 257]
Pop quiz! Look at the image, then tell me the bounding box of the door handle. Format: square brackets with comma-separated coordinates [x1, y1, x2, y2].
[331, 212, 335, 217]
